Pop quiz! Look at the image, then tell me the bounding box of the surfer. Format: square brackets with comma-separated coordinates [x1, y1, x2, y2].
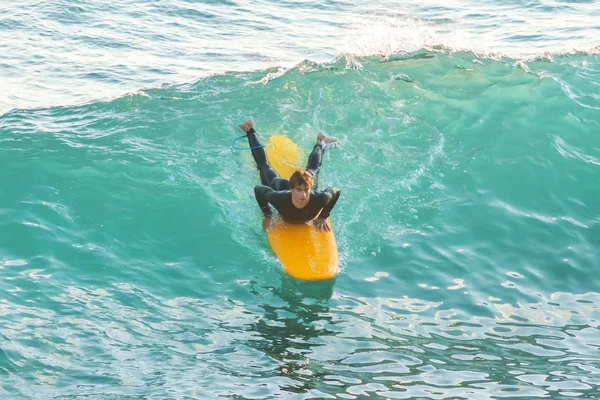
[239, 119, 341, 232]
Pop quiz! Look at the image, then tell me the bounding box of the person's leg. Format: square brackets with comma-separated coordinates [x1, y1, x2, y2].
[270, 178, 290, 191]
[305, 144, 324, 190]
[305, 133, 337, 190]
[240, 120, 280, 186]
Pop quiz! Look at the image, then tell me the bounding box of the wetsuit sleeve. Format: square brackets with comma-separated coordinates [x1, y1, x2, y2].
[317, 187, 341, 219]
[254, 185, 275, 217]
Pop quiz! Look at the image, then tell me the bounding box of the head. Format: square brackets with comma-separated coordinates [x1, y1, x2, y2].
[289, 170, 313, 207]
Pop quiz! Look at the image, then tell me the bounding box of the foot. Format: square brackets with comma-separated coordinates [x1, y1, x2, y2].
[239, 119, 254, 134]
[316, 133, 338, 146]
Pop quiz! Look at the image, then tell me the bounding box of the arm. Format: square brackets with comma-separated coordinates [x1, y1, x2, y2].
[317, 187, 341, 220]
[254, 185, 274, 217]
[313, 187, 341, 232]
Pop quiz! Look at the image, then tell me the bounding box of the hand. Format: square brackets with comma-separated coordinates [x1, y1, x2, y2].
[262, 216, 272, 231]
[313, 217, 330, 232]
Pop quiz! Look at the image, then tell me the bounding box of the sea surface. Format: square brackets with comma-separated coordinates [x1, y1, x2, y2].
[1, 1, 600, 399]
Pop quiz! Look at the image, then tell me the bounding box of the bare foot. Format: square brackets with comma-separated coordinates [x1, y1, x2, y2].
[316, 133, 338, 145]
[239, 119, 254, 134]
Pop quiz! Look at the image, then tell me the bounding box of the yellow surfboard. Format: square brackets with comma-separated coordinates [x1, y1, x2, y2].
[263, 135, 339, 281]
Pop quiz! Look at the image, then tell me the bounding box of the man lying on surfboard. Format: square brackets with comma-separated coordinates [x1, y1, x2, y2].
[239, 119, 341, 233]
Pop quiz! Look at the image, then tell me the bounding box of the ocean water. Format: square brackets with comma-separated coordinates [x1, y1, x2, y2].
[1, 1, 600, 399]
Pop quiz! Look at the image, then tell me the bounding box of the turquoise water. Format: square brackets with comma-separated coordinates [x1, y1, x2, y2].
[2, 1, 600, 399]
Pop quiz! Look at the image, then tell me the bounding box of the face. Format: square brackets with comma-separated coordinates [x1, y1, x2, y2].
[291, 184, 310, 207]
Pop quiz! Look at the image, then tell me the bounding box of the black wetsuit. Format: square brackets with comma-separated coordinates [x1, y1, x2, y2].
[246, 127, 341, 222]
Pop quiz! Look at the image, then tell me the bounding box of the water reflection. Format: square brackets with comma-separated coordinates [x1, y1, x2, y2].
[246, 275, 337, 395]
[243, 289, 600, 398]
[4, 277, 600, 399]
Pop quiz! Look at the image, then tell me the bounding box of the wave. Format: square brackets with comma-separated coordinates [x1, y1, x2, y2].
[2, 48, 599, 118]
[2, 50, 598, 279]
[2, 33, 600, 399]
